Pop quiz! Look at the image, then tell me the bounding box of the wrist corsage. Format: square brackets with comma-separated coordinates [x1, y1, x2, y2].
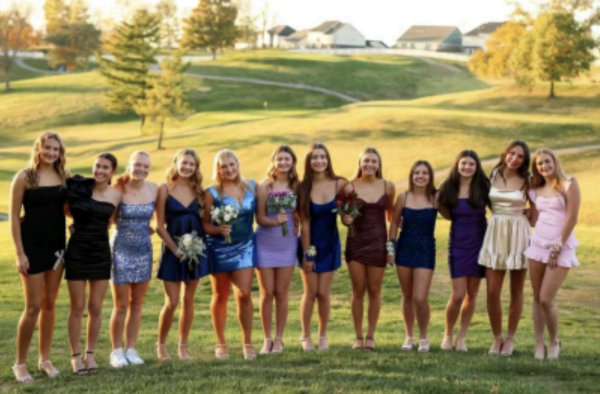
[386, 240, 396, 256]
[304, 246, 317, 262]
[550, 243, 563, 258]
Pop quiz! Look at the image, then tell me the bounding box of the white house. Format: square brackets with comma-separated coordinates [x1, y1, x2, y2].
[366, 40, 388, 49]
[284, 29, 310, 49]
[395, 26, 462, 52]
[266, 25, 296, 48]
[285, 21, 366, 49]
[462, 22, 506, 54]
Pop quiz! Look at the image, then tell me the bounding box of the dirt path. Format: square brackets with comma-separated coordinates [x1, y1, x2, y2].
[14, 58, 61, 75]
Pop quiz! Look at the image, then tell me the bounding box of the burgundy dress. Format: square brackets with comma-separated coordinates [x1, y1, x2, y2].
[345, 182, 388, 268]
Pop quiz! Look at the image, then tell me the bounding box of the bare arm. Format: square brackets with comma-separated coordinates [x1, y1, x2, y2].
[561, 178, 581, 244]
[155, 184, 179, 254]
[385, 181, 396, 223]
[528, 200, 539, 227]
[388, 192, 404, 242]
[201, 191, 231, 237]
[256, 181, 282, 227]
[436, 189, 451, 220]
[10, 171, 29, 274]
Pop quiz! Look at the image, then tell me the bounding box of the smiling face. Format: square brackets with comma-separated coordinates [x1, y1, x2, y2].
[177, 154, 197, 179]
[536, 153, 555, 178]
[219, 156, 239, 181]
[39, 138, 61, 166]
[412, 164, 431, 188]
[310, 148, 328, 173]
[275, 151, 293, 174]
[129, 153, 151, 181]
[359, 152, 380, 177]
[93, 158, 116, 184]
[505, 146, 525, 171]
[458, 156, 477, 178]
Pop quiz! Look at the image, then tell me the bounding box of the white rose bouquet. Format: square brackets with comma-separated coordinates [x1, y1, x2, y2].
[266, 190, 296, 236]
[211, 204, 240, 244]
[174, 230, 206, 271]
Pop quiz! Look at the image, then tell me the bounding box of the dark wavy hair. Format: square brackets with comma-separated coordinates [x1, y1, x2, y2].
[439, 150, 490, 209]
[408, 160, 436, 202]
[491, 140, 530, 190]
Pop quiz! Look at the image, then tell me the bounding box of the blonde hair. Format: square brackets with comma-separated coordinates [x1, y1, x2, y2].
[26, 131, 67, 187]
[212, 149, 255, 200]
[531, 148, 568, 192]
[115, 150, 150, 190]
[166, 149, 204, 209]
[352, 147, 383, 180]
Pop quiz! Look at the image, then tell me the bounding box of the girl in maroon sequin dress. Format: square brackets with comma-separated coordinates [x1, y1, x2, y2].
[343, 148, 395, 350]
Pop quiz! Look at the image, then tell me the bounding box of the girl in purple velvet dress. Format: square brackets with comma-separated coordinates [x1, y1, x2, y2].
[438, 150, 490, 352]
[255, 145, 300, 355]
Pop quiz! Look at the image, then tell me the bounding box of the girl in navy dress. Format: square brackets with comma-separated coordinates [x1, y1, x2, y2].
[10, 132, 69, 383]
[203, 149, 257, 360]
[438, 150, 490, 352]
[156, 149, 208, 362]
[389, 160, 438, 353]
[109, 151, 158, 367]
[297, 143, 347, 351]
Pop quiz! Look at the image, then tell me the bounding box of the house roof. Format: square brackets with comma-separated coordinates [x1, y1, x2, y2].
[268, 25, 296, 37]
[285, 29, 309, 43]
[397, 25, 460, 42]
[366, 40, 388, 48]
[311, 21, 344, 34]
[464, 22, 506, 37]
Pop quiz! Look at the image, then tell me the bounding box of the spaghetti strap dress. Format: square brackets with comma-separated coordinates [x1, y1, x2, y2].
[64, 176, 115, 281]
[345, 181, 388, 268]
[448, 199, 487, 279]
[396, 192, 437, 270]
[20, 183, 67, 274]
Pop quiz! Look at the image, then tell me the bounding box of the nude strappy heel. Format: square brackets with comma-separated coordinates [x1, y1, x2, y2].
[12, 364, 33, 383]
[243, 344, 257, 360]
[215, 344, 229, 360]
[38, 360, 60, 378]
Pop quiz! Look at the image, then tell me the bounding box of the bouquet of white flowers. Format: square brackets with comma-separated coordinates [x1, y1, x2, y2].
[175, 230, 206, 271]
[266, 190, 296, 236]
[211, 204, 240, 244]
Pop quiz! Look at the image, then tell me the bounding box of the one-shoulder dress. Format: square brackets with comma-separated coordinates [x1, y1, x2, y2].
[206, 181, 257, 273]
[64, 176, 115, 281]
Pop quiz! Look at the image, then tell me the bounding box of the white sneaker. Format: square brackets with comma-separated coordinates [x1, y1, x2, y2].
[125, 348, 144, 365]
[110, 348, 129, 368]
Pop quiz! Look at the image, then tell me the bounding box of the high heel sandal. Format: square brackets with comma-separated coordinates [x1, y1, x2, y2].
[178, 342, 190, 361]
[215, 344, 229, 360]
[272, 337, 284, 354]
[547, 340, 561, 361]
[440, 334, 453, 351]
[259, 338, 273, 355]
[534, 341, 546, 360]
[12, 364, 33, 383]
[500, 335, 515, 357]
[70, 353, 87, 375]
[364, 337, 376, 351]
[455, 337, 468, 352]
[243, 344, 257, 360]
[156, 343, 171, 362]
[488, 336, 504, 356]
[85, 350, 99, 374]
[38, 360, 60, 378]
[418, 338, 430, 353]
[353, 337, 364, 350]
[318, 336, 329, 351]
[300, 336, 315, 351]
[401, 336, 414, 351]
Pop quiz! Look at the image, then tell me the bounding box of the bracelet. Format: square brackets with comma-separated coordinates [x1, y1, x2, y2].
[304, 246, 317, 262]
[386, 240, 396, 256]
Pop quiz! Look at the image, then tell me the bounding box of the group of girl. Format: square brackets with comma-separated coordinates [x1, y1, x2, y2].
[10, 132, 581, 384]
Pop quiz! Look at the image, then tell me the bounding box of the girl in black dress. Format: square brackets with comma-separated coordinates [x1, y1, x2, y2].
[10, 132, 69, 383]
[65, 153, 121, 374]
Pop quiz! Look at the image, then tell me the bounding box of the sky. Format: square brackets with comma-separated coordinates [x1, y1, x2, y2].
[14, 0, 519, 45]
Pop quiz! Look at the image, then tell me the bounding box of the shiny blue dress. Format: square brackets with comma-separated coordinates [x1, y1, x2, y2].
[207, 180, 257, 273]
[298, 197, 341, 273]
[157, 194, 209, 282]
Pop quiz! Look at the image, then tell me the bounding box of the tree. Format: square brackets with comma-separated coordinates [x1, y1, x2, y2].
[181, 0, 238, 59]
[0, 7, 35, 91]
[510, 11, 597, 98]
[134, 52, 191, 149]
[468, 21, 527, 79]
[236, 0, 257, 49]
[157, 0, 179, 50]
[98, 9, 160, 127]
[44, 0, 70, 35]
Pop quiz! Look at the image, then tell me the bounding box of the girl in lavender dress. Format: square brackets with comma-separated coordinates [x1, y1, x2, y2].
[109, 151, 158, 368]
[255, 146, 300, 355]
[525, 148, 580, 361]
[438, 150, 490, 352]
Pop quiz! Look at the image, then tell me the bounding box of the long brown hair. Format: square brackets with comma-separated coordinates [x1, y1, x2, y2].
[408, 160, 436, 201]
[298, 143, 342, 220]
[439, 150, 490, 209]
[211, 149, 255, 200]
[114, 150, 150, 191]
[25, 131, 67, 187]
[166, 149, 204, 210]
[531, 148, 569, 192]
[491, 140, 530, 190]
[352, 147, 383, 180]
[266, 145, 299, 189]
[95, 153, 118, 185]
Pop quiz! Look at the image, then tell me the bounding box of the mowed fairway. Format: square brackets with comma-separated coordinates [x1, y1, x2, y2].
[0, 56, 599, 393]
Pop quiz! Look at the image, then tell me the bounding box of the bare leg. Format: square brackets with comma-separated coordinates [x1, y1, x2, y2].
[178, 279, 199, 360]
[539, 265, 570, 359]
[67, 280, 86, 372]
[210, 273, 231, 357]
[456, 276, 482, 350]
[14, 273, 44, 380]
[348, 262, 366, 341]
[316, 272, 335, 350]
[413, 268, 434, 341]
[85, 280, 109, 370]
[257, 267, 275, 352]
[231, 268, 256, 358]
[365, 265, 385, 342]
[157, 281, 181, 360]
[125, 281, 150, 350]
[38, 268, 62, 372]
[443, 277, 467, 349]
[397, 266, 415, 340]
[503, 269, 527, 355]
[273, 266, 294, 351]
[299, 269, 318, 347]
[110, 284, 129, 350]
[529, 259, 546, 358]
[485, 269, 506, 353]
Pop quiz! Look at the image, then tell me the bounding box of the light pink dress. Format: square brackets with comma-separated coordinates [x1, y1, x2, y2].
[524, 184, 579, 268]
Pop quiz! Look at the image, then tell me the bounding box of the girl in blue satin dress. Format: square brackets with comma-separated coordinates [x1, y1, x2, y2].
[297, 143, 347, 352]
[203, 149, 257, 361]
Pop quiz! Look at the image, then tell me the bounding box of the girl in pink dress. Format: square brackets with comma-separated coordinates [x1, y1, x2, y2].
[524, 148, 581, 361]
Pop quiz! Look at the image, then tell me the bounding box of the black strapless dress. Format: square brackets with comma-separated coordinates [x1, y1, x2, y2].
[20, 185, 67, 274]
[64, 176, 115, 281]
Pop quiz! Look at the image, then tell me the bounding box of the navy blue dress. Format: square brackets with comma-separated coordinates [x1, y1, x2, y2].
[396, 207, 437, 270]
[157, 194, 209, 282]
[298, 197, 342, 273]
